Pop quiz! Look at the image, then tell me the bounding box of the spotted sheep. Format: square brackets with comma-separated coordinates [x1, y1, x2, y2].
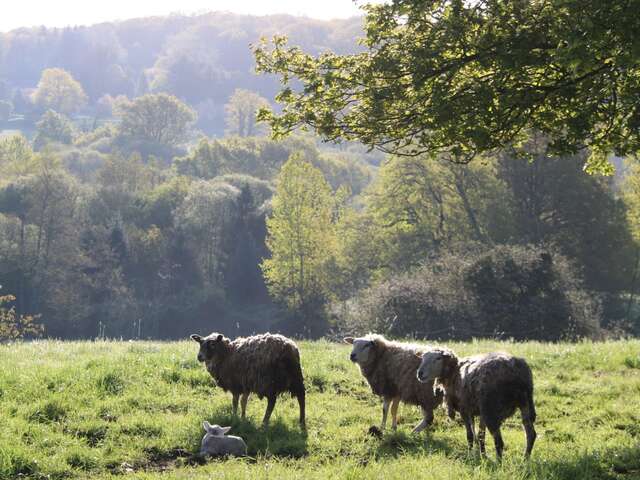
[191, 332, 306, 428]
[416, 348, 536, 459]
[344, 334, 444, 433]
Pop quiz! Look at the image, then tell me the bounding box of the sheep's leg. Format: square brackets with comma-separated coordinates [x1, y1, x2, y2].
[411, 407, 433, 434]
[488, 424, 504, 460]
[262, 395, 277, 427]
[463, 415, 476, 451]
[521, 411, 536, 458]
[296, 389, 306, 429]
[240, 393, 249, 419]
[522, 419, 536, 459]
[381, 397, 391, 430]
[390, 397, 400, 431]
[232, 393, 239, 416]
[478, 419, 487, 456]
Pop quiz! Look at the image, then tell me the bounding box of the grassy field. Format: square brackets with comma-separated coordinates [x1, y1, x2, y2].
[1, 339, 639, 479]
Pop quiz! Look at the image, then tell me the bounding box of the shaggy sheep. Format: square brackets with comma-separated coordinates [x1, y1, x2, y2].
[416, 348, 536, 459]
[191, 332, 306, 428]
[344, 334, 444, 433]
[200, 421, 247, 457]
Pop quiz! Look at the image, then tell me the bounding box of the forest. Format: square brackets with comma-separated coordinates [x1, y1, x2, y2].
[1, 5, 640, 341]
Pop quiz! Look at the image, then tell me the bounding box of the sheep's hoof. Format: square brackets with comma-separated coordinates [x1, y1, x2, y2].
[368, 426, 383, 438]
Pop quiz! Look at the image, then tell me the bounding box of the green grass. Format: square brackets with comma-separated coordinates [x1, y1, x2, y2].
[1, 340, 639, 479]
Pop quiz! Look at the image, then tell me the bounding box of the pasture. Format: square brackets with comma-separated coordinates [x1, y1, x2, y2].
[1, 339, 639, 479]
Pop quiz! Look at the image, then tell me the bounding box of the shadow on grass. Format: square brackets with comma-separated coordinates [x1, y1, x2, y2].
[456, 442, 640, 480]
[204, 413, 308, 459]
[521, 443, 640, 480]
[373, 430, 455, 459]
[133, 412, 307, 475]
[524, 451, 618, 480]
[373, 430, 640, 480]
[610, 444, 640, 476]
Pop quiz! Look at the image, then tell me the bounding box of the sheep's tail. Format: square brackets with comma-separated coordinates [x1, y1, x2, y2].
[289, 355, 306, 429]
[525, 388, 536, 423]
[517, 359, 536, 423]
[295, 362, 306, 428]
[519, 371, 536, 423]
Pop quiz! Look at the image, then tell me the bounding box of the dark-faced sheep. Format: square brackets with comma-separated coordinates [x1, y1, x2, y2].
[190, 332, 306, 428]
[417, 348, 536, 459]
[344, 334, 443, 433]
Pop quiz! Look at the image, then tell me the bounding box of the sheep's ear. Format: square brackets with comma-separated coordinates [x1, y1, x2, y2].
[220, 426, 232, 435]
[441, 351, 459, 377]
[203, 421, 212, 432]
[343, 337, 354, 344]
[191, 334, 202, 344]
[216, 334, 223, 342]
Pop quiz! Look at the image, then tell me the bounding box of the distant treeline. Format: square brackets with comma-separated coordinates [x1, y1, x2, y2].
[1, 12, 640, 342]
[0, 12, 362, 135]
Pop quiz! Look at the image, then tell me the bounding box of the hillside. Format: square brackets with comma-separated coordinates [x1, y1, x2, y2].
[0, 12, 363, 135]
[0, 339, 639, 479]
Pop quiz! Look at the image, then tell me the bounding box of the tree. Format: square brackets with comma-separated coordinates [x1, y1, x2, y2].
[34, 110, 75, 149]
[496, 135, 635, 293]
[224, 89, 270, 137]
[261, 154, 336, 333]
[619, 158, 640, 322]
[115, 93, 197, 147]
[31, 68, 87, 115]
[255, 0, 640, 173]
[357, 154, 510, 276]
[0, 134, 37, 180]
[0, 154, 80, 326]
[89, 153, 155, 226]
[174, 179, 241, 287]
[623, 159, 640, 243]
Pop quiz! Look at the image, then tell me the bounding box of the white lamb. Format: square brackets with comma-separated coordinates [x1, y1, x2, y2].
[200, 421, 248, 457]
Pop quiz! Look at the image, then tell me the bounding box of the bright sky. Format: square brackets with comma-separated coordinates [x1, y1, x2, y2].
[1, 0, 371, 32]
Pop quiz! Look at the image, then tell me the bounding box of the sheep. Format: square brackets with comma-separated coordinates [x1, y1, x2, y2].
[200, 421, 247, 457]
[416, 348, 536, 459]
[344, 334, 444, 433]
[190, 332, 306, 428]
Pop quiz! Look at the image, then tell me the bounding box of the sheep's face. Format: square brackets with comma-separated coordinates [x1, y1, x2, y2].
[343, 337, 376, 364]
[417, 349, 457, 383]
[190, 333, 226, 363]
[416, 350, 446, 383]
[203, 421, 231, 437]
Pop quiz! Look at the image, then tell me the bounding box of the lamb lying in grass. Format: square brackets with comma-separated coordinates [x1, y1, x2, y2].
[191, 332, 306, 428]
[417, 348, 536, 459]
[344, 334, 443, 433]
[200, 421, 247, 457]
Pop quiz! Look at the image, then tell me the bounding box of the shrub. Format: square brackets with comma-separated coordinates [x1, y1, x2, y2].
[464, 245, 600, 340]
[0, 294, 44, 341]
[342, 244, 601, 341]
[342, 248, 477, 338]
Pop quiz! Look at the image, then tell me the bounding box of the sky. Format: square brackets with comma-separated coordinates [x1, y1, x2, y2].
[0, 0, 370, 32]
